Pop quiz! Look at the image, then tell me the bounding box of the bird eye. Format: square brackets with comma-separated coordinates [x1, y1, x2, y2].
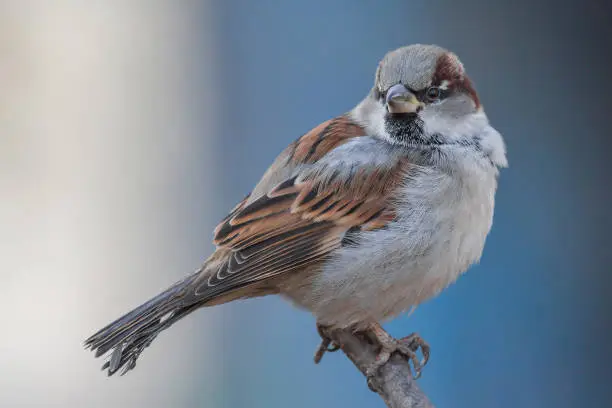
[425, 86, 441, 101]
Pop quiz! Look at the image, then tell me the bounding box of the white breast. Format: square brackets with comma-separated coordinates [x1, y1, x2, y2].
[308, 149, 499, 329]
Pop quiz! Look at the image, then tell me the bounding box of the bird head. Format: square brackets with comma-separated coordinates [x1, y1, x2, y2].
[352, 44, 506, 168]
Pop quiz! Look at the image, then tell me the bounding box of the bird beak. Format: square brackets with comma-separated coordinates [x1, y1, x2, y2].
[385, 84, 422, 114]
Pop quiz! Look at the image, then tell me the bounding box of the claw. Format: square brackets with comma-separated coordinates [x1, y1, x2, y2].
[314, 323, 340, 364]
[364, 323, 430, 381]
[399, 333, 430, 373]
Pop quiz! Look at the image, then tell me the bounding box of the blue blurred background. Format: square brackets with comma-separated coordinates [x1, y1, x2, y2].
[1, 1, 611, 407]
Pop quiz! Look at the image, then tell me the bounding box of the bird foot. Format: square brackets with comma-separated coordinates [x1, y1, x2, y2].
[313, 323, 341, 364]
[364, 324, 430, 383]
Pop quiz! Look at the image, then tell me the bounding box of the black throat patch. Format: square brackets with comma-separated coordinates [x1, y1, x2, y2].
[384, 112, 425, 144]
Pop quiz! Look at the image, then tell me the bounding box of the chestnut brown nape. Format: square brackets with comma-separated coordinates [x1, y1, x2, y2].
[432, 52, 480, 108]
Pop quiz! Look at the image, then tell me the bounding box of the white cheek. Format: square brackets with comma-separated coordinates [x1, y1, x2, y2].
[369, 104, 388, 138]
[422, 105, 487, 138]
[420, 107, 451, 134]
[350, 98, 394, 143]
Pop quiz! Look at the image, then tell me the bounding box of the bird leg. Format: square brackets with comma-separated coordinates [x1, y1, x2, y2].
[313, 323, 341, 364]
[364, 323, 430, 380]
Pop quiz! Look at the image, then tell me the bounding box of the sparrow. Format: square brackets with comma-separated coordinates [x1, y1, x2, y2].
[85, 44, 507, 379]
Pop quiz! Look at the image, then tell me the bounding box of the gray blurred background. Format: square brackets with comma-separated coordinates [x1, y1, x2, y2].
[1, 1, 611, 407]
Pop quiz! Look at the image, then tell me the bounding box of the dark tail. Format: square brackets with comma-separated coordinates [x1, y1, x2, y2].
[84, 272, 202, 376]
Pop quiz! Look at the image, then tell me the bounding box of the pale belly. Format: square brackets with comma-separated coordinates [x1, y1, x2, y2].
[284, 165, 498, 329]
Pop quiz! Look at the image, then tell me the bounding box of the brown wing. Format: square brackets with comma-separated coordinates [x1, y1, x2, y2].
[287, 114, 366, 164]
[193, 115, 408, 300]
[247, 115, 367, 201]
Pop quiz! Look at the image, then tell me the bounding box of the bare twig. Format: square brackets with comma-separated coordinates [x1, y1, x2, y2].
[319, 327, 434, 408]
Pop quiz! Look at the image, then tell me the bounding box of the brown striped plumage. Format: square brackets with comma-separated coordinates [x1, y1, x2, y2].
[288, 115, 366, 164]
[205, 115, 405, 299]
[84, 113, 410, 375]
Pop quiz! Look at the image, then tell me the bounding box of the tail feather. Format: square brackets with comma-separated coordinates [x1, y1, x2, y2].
[84, 273, 200, 376]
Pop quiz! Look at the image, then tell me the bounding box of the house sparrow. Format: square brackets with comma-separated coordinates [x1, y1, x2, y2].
[85, 44, 507, 380]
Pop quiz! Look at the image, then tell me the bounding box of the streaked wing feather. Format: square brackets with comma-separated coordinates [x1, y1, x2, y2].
[197, 115, 408, 302]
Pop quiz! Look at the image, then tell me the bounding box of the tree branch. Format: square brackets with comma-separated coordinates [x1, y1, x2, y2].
[320, 327, 434, 408]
